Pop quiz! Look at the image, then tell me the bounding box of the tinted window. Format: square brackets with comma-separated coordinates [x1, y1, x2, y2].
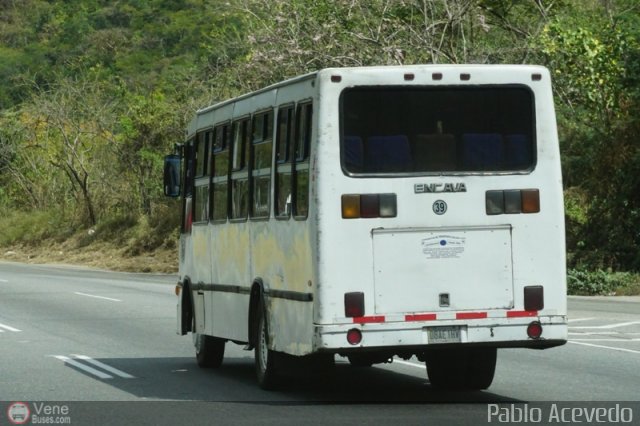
[341, 86, 534, 175]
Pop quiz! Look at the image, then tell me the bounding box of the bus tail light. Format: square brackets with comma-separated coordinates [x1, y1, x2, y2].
[342, 194, 397, 219]
[524, 285, 544, 311]
[341, 194, 361, 218]
[344, 292, 365, 318]
[527, 321, 543, 339]
[486, 189, 540, 215]
[521, 189, 540, 213]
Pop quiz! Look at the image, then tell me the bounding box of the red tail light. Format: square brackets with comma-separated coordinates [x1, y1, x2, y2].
[344, 292, 365, 318]
[524, 285, 544, 311]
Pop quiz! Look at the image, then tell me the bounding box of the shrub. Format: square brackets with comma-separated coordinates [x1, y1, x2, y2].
[567, 269, 640, 296]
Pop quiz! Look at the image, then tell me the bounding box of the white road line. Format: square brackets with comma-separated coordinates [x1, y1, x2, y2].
[0, 323, 21, 332]
[70, 354, 135, 379]
[53, 356, 113, 379]
[568, 317, 595, 323]
[0, 279, 8, 283]
[570, 321, 640, 330]
[74, 292, 121, 302]
[392, 359, 424, 369]
[569, 341, 640, 355]
[571, 338, 640, 342]
[569, 331, 640, 336]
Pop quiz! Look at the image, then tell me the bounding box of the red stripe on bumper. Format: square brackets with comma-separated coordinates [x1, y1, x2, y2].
[353, 315, 386, 324]
[507, 310, 539, 318]
[405, 313, 437, 322]
[456, 312, 487, 320]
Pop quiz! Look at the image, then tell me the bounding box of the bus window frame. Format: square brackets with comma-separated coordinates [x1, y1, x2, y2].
[230, 116, 251, 222]
[210, 122, 231, 224]
[250, 108, 274, 221]
[293, 100, 312, 221]
[181, 137, 196, 234]
[193, 128, 213, 224]
[274, 103, 296, 220]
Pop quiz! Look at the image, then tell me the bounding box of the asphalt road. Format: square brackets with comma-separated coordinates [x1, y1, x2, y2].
[1, 261, 639, 425]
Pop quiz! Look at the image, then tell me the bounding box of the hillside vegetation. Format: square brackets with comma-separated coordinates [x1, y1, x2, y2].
[0, 0, 639, 292]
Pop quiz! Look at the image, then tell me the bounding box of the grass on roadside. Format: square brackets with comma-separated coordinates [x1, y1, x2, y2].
[0, 206, 179, 273]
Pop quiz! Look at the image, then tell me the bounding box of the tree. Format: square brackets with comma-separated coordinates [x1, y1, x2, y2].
[116, 90, 184, 216]
[536, 0, 640, 270]
[23, 75, 119, 226]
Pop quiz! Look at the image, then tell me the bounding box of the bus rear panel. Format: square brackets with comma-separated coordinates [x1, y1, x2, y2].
[312, 66, 567, 355]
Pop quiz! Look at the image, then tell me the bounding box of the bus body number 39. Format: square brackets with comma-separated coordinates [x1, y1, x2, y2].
[433, 200, 448, 215]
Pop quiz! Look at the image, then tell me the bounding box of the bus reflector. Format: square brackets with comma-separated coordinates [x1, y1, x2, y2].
[522, 189, 540, 213]
[345, 292, 365, 318]
[342, 194, 397, 218]
[524, 285, 544, 311]
[347, 328, 362, 345]
[527, 321, 543, 339]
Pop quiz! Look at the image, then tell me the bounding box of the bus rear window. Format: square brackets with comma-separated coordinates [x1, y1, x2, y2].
[341, 86, 535, 175]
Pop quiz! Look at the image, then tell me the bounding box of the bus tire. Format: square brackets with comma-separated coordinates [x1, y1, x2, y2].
[465, 347, 497, 390]
[347, 355, 374, 367]
[425, 347, 496, 391]
[255, 306, 280, 390]
[193, 317, 225, 368]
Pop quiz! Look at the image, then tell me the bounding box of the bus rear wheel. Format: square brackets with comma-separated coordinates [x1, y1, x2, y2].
[425, 347, 496, 391]
[255, 307, 280, 389]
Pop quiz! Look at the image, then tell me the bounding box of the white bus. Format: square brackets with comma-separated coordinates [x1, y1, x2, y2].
[163, 64, 567, 390]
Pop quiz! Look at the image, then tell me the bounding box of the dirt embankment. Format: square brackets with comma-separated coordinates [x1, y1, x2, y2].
[1, 241, 178, 274]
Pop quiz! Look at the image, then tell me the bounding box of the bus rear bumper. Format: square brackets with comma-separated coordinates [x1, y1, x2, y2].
[313, 315, 567, 352]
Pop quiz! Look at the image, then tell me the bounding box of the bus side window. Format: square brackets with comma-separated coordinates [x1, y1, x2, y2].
[275, 105, 294, 218]
[294, 102, 312, 219]
[194, 130, 212, 223]
[230, 118, 250, 220]
[182, 139, 195, 233]
[212, 123, 230, 222]
[250, 110, 273, 219]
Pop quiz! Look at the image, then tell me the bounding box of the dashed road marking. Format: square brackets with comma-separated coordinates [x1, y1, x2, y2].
[568, 317, 595, 323]
[70, 354, 135, 378]
[0, 323, 21, 332]
[570, 321, 640, 330]
[569, 341, 640, 355]
[52, 355, 135, 379]
[74, 292, 121, 302]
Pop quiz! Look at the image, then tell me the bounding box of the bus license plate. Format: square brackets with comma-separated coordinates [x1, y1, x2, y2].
[427, 326, 461, 343]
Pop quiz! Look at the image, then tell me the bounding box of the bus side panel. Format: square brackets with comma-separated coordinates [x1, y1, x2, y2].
[209, 223, 251, 342]
[251, 221, 316, 356]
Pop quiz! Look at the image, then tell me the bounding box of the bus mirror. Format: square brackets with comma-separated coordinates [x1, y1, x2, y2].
[163, 154, 182, 197]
